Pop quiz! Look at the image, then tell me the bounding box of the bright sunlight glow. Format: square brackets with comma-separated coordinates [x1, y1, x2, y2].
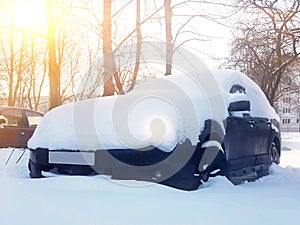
[2, 0, 47, 35]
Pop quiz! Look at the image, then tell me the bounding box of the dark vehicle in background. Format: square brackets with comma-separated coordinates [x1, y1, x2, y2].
[0, 107, 43, 148]
[28, 70, 281, 190]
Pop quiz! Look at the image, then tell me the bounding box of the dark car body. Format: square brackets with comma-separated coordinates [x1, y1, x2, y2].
[0, 107, 43, 148]
[28, 70, 281, 190]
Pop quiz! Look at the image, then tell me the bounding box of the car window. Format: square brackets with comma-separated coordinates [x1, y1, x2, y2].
[25, 111, 43, 127]
[1, 109, 23, 127]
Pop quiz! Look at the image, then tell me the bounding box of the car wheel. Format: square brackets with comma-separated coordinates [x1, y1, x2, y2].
[198, 142, 228, 182]
[269, 142, 280, 165]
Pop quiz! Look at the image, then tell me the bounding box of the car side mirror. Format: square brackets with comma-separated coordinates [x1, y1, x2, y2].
[228, 100, 250, 112]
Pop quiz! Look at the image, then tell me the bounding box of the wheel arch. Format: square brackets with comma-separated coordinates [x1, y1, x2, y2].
[199, 119, 225, 144]
[197, 120, 228, 179]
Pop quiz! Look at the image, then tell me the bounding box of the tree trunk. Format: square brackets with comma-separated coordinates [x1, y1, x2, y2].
[47, 0, 61, 109]
[164, 0, 173, 76]
[102, 0, 116, 96]
[128, 0, 142, 92]
[8, 4, 14, 106]
[8, 28, 14, 106]
[13, 34, 26, 107]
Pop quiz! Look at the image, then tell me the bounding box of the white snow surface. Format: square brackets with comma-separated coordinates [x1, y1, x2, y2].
[0, 132, 300, 225]
[28, 70, 278, 151]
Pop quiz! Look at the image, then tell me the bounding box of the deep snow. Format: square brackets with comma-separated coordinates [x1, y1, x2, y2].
[1, 132, 300, 225]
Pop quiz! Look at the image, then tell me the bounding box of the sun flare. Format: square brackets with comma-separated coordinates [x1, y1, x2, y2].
[2, 0, 47, 35]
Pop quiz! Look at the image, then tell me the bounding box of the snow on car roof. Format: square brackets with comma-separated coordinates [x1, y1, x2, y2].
[28, 69, 278, 152]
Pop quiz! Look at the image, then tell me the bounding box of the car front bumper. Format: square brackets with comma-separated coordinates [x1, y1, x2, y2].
[28, 139, 203, 190]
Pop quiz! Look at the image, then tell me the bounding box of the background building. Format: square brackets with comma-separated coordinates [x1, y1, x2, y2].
[276, 91, 300, 132]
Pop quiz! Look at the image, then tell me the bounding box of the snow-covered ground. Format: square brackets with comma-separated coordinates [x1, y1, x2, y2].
[1, 133, 300, 225]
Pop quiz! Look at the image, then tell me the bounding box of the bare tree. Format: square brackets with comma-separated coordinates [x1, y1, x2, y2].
[0, 31, 48, 110]
[127, 0, 142, 91]
[164, 0, 173, 75]
[46, 0, 61, 109]
[0, 0, 241, 109]
[102, 0, 123, 96]
[228, 0, 300, 106]
[0, 0, 76, 110]
[0, 29, 27, 107]
[25, 37, 48, 111]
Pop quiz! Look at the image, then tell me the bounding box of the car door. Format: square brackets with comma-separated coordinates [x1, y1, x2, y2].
[251, 117, 271, 156]
[0, 108, 26, 148]
[224, 85, 260, 170]
[225, 116, 260, 160]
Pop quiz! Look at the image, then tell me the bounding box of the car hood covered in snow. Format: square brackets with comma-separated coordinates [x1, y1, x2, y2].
[28, 70, 279, 152]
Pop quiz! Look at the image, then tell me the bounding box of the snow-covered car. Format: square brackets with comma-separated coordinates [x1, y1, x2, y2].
[0, 107, 43, 148]
[28, 70, 281, 190]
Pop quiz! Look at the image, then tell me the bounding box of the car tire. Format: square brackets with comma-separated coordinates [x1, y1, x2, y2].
[269, 142, 280, 165]
[198, 143, 228, 182]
